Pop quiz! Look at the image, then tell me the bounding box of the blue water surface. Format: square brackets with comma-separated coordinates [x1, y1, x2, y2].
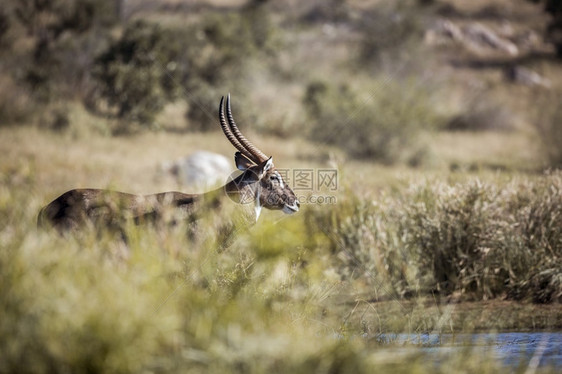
[375, 332, 561, 369]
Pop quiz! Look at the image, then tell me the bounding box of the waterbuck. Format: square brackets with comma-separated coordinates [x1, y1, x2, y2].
[38, 95, 299, 235]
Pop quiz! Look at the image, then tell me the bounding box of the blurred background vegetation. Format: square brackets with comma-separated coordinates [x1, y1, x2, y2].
[1, 0, 560, 164]
[1, 0, 562, 372]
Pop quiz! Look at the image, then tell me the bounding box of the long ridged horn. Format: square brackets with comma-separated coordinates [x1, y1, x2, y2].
[226, 94, 269, 163]
[219, 96, 256, 162]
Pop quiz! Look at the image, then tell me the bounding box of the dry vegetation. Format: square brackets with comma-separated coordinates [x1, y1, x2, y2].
[1, 0, 562, 372]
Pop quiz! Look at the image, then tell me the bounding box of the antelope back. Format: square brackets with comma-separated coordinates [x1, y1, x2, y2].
[38, 189, 197, 233]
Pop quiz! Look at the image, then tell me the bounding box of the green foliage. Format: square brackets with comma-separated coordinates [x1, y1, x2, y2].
[303, 79, 439, 164]
[86, 2, 279, 132]
[9, 0, 119, 101]
[92, 20, 182, 126]
[330, 174, 562, 302]
[183, 7, 280, 131]
[200, 2, 279, 63]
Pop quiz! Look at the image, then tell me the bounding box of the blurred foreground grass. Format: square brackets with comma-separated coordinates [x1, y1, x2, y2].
[0, 127, 560, 373]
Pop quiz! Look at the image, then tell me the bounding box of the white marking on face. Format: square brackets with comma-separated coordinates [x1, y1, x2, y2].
[254, 186, 262, 222]
[275, 171, 284, 189]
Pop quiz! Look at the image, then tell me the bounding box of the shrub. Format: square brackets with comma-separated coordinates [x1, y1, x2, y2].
[329, 174, 562, 303]
[303, 79, 439, 164]
[92, 20, 184, 127]
[404, 181, 511, 298]
[11, 0, 119, 101]
[90, 4, 279, 132]
[183, 5, 280, 131]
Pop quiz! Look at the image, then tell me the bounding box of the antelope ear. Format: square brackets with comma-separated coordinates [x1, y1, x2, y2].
[257, 157, 274, 179]
[235, 152, 255, 171]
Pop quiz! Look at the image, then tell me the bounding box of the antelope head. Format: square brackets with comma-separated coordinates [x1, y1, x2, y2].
[219, 95, 299, 220]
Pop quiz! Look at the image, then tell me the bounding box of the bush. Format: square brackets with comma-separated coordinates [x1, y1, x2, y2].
[90, 3, 279, 132]
[11, 0, 119, 101]
[303, 79, 439, 164]
[2, 0, 281, 133]
[181, 5, 281, 132]
[92, 20, 185, 127]
[329, 174, 562, 303]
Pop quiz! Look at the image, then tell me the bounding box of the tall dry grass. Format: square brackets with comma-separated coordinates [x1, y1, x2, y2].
[327, 173, 562, 303]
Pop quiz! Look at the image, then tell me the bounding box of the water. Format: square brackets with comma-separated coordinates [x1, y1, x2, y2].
[375, 332, 562, 369]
